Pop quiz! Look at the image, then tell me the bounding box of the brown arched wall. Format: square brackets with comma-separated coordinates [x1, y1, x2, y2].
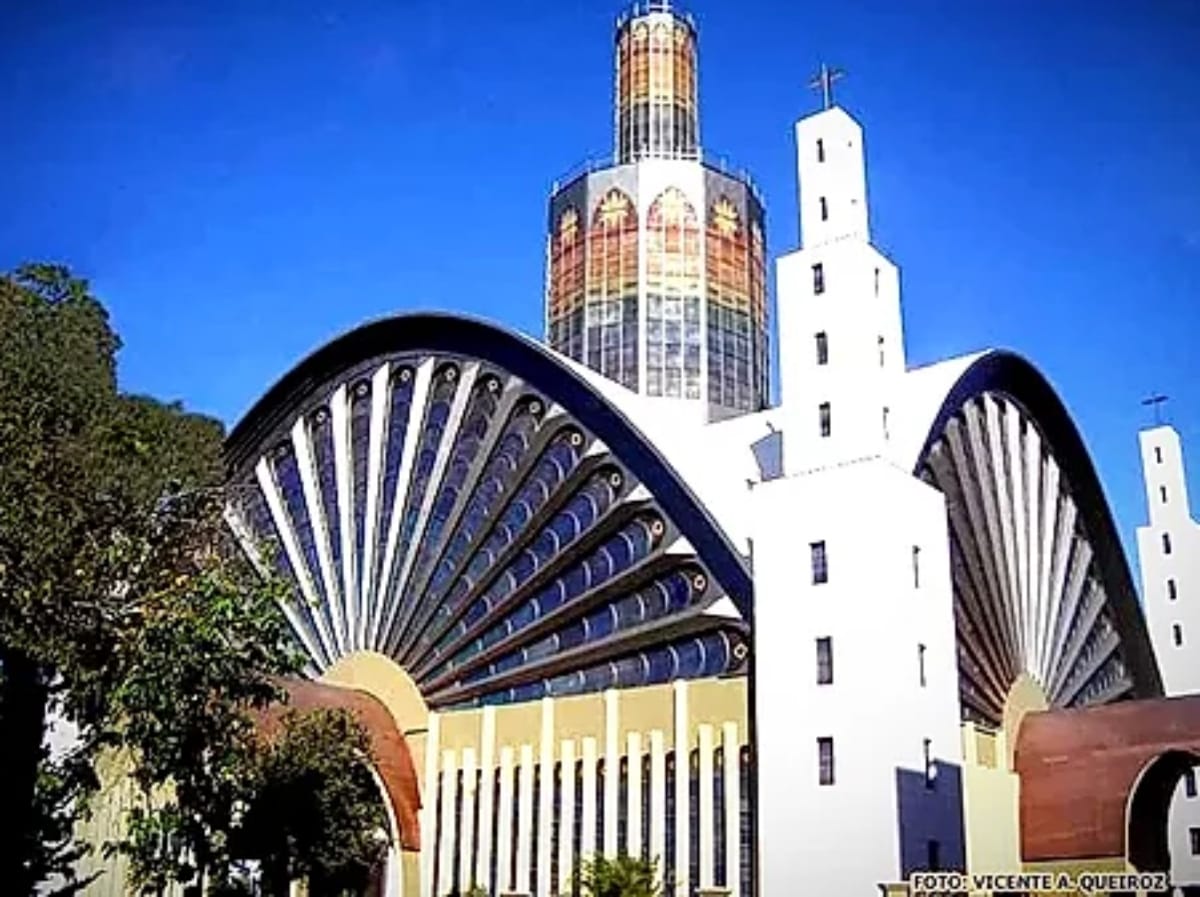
[256, 677, 423, 851]
[1015, 694, 1200, 867]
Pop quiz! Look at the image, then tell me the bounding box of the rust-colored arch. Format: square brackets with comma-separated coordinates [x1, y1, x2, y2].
[1015, 695, 1200, 866]
[256, 678, 422, 851]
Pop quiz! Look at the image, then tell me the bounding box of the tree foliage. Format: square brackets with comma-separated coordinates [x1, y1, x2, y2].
[0, 264, 388, 895]
[575, 854, 665, 897]
[236, 708, 390, 896]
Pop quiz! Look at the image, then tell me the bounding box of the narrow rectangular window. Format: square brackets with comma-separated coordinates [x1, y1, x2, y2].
[811, 541, 828, 585]
[817, 737, 835, 786]
[878, 335, 885, 367]
[1185, 769, 1197, 799]
[927, 839, 941, 871]
[816, 637, 833, 685]
[1168, 579, 1178, 601]
[883, 406, 890, 440]
[1161, 485, 1168, 503]
[1156, 446, 1163, 464]
[918, 643, 927, 687]
[1174, 623, 1184, 647]
[1164, 532, 1173, 554]
[1191, 827, 1200, 856]
[819, 402, 832, 437]
[912, 545, 921, 589]
[815, 331, 829, 365]
[812, 262, 825, 294]
[874, 266, 880, 296]
[817, 138, 825, 162]
[819, 196, 829, 221]
[923, 738, 935, 789]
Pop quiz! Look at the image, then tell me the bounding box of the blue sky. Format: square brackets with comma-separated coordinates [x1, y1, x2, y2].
[2, 0, 1197, 580]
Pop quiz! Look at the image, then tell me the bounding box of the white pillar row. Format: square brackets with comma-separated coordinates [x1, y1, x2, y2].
[626, 731, 644, 859]
[580, 737, 598, 860]
[698, 724, 714, 889]
[673, 681, 690, 897]
[475, 707, 497, 892]
[496, 746, 515, 894]
[649, 729, 666, 873]
[722, 722, 740, 893]
[557, 739, 577, 897]
[537, 699, 555, 897]
[516, 745, 535, 894]
[420, 713, 441, 897]
[458, 748, 477, 892]
[437, 750, 458, 897]
[604, 689, 620, 857]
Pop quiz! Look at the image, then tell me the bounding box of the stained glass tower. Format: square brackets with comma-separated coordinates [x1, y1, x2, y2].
[545, 1, 768, 418]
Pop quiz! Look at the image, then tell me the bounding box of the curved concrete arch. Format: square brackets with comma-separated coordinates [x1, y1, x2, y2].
[907, 349, 1162, 722]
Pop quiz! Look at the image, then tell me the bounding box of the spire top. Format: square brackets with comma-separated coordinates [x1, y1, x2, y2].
[808, 63, 845, 111]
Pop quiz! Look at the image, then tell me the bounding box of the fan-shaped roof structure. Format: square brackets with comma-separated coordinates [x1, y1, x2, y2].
[898, 349, 1162, 724]
[225, 313, 751, 710]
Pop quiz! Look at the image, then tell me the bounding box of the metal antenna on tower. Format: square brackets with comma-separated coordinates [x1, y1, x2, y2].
[808, 63, 845, 110]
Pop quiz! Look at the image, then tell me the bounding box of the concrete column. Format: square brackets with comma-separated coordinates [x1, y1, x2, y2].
[459, 748, 477, 892]
[437, 750, 458, 897]
[649, 729, 666, 873]
[537, 699, 555, 897]
[722, 722, 740, 893]
[604, 690, 620, 857]
[673, 681, 690, 897]
[475, 707, 497, 890]
[626, 731, 644, 858]
[698, 724, 715, 889]
[581, 737, 598, 860]
[557, 739, 577, 897]
[516, 744, 535, 894]
[497, 746, 515, 893]
[420, 713, 441, 897]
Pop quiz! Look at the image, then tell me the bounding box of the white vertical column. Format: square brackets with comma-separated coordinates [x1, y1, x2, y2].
[475, 707, 497, 891]
[581, 737, 598, 860]
[722, 722, 741, 894]
[537, 699, 555, 897]
[673, 681, 690, 897]
[421, 713, 441, 897]
[497, 746, 515, 894]
[384, 845, 401, 897]
[626, 731, 644, 859]
[557, 739, 577, 897]
[649, 730, 666, 873]
[698, 725, 715, 889]
[437, 751, 458, 897]
[604, 690, 620, 857]
[516, 744, 535, 895]
[459, 748, 477, 892]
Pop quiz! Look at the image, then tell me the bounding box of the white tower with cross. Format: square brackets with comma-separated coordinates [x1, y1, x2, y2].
[749, 70, 965, 896]
[1136, 419, 1200, 888]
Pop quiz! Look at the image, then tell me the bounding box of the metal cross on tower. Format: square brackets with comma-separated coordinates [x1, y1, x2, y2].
[1142, 393, 1170, 425]
[808, 63, 845, 110]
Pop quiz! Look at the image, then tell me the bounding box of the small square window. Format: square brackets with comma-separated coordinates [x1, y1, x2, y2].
[819, 402, 832, 438]
[817, 138, 825, 163]
[818, 737, 835, 785]
[1185, 769, 1197, 799]
[1191, 827, 1200, 856]
[816, 637, 833, 685]
[813, 263, 825, 294]
[1168, 579, 1178, 601]
[815, 331, 829, 365]
[811, 541, 828, 585]
[819, 196, 829, 221]
[1174, 623, 1184, 647]
[1164, 532, 1173, 555]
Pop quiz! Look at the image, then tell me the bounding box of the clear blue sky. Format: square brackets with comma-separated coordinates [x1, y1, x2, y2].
[2, 0, 1198, 581]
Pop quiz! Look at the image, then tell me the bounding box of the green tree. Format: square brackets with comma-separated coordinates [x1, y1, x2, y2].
[0, 263, 224, 893]
[234, 707, 390, 897]
[575, 854, 665, 897]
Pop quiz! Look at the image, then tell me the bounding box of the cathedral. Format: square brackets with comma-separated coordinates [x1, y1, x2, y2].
[77, 2, 1200, 895]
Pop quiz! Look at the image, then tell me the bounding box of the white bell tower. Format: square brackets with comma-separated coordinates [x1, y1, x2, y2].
[776, 68, 906, 474]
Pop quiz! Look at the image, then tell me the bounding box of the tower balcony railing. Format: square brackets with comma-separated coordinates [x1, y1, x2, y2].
[616, 1, 696, 31]
[550, 148, 763, 205]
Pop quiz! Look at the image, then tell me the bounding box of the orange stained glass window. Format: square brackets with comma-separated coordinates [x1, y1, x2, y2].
[706, 195, 749, 309]
[646, 187, 700, 293]
[672, 23, 696, 109]
[631, 23, 650, 102]
[586, 189, 639, 301]
[548, 206, 584, 323]
[750, 219, 767, 326]
[650, 23, 671, 101]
